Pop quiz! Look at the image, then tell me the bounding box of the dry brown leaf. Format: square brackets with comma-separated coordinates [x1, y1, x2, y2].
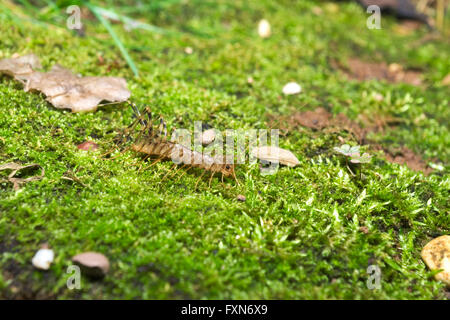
[19, 65, 130, 112]
[0, 162, 44, 190]
[0, 54, 41, 77]
[0, 54, 130, 112]
[251, 146, 299, 167]
[77, 141, 99, 151]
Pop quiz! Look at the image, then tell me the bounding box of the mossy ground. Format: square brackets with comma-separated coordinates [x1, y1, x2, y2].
[0, 0, 449, 299]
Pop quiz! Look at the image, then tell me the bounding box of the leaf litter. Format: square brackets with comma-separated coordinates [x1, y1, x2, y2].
[0, 53, 41, 76]
[0, 54, 130, 112]
[0, 162, 45, 190]
[332, 58, 423, 86]
[269, 107, 433, 175]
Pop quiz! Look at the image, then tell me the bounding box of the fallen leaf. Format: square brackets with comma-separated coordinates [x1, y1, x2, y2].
[18, 64, 130, 112]
[77, 141, 99, 151]
[251, 146, 299, 167]
[0, 162, 44, 190]
[72, 252, 110, 279]
[0, 53, 41, 77]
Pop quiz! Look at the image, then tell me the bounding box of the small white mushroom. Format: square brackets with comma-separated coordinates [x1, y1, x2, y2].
[184, 47, 193, 55]
[31, 248, 54, 270]
[251, 146, 299, 167]
[282, 82, 302, 95]
[72, 252, 110, 278]
[258, 19, 271, 38]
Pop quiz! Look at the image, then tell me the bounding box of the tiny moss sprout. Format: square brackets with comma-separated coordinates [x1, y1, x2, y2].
[334, 145, 371, 179]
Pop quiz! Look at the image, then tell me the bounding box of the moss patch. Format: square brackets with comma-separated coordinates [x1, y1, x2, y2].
[0, 0, 449, 299]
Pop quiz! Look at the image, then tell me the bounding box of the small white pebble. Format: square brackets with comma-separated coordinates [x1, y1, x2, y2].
[31, 248, 54, 270]
[258, 19, 271, 38]
[282, 82, 302, 95]
[184, 47, 193, 55]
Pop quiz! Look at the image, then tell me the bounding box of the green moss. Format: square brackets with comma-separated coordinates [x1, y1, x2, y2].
[0, 0, 448, 299]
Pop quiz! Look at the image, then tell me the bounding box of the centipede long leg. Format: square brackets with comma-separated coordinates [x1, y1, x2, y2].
[208, 171, 216, 188]
[168, 163, 188, 179]
[232, 170, 240, 185]
[138, 157, 163, 172]
[103, 109, 147, 159]
[194, 170, 207, 189]
[136, 154, 151, 171]
[161, 163, 178, 181]
[175, 165, 192, 182]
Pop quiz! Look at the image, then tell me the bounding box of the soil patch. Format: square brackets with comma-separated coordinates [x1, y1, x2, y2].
[269, 107, 432, 174]
[373, 145, 433, 175]
[269, 107, 388, 142]
[333, 58, 422, 86]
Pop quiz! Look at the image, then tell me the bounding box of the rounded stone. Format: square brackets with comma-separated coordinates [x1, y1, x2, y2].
[421, 235, 450, 287]
[201, 129, 216, 146]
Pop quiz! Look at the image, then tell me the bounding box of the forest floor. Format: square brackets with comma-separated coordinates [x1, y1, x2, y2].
[0, 0, 449, 299]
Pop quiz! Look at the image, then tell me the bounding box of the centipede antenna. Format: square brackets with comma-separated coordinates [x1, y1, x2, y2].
[128, 102, 147, 127]
[144, 108, 153, 135]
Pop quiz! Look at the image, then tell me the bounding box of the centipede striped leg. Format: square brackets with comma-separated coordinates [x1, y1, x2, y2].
[194, 170, 207, 189]
[166, 163, 188, 180]
[208, 171, 216, 188]
[138, 157, 163, 172]
[161, 162, 179, 181]
[175, 165, 192, 182]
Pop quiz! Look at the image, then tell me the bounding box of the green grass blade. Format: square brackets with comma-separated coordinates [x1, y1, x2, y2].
[90, 6, 173, 35]
[87, 3, 139, 77]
